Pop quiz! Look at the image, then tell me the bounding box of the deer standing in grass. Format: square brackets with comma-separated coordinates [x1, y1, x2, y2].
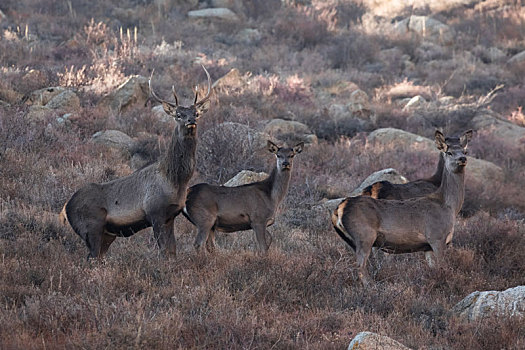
[332, 130, 473, 285]
[361, 152, 444, 199]
[60, 66, 212, 259]
[183, 141, 304, 253]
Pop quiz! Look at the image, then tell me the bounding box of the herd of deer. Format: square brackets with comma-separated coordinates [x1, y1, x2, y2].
[59, 66, 473, 285]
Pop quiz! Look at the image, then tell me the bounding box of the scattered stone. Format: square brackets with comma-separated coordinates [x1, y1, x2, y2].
[25, 87, 67, 106]
[235, 28, 262, 45]
[452, 285, 525, 322]
[224, 170, 268, 187]
[98, 75, 149, 112]
[188, 8, 240, 21]
[347, 89, 370, 116]
[350, 168, 408, 197]
[46, 90, 80, 110]
[92, 130, 135, 152]
[203, 122, 270, 151]
[56, 113, 73, 125]
[471, 114, 525, 150]
[151, 105, 173, 123]
[395, 15, 455, 44]
[263, 118, 317, 145]
[348, 331, 411, 350]
[212, 68, 247, 93]
[508, 50, 525, 65]
[403, 95, 426, 110]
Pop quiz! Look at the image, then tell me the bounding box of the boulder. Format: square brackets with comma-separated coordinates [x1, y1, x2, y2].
[508, 50, 525, 65]
[367, 128, 505, 184]
[263, 118, 317, 145]
[25, 87, 67, 106]
[212, 68, 247, 93]
[471, 114, 525, 149]
[350, 168, 408, 197]
[151, 105, 173, 123]
[347, 89, 370, 116]
[235, 28, 261, 45]
[203, 122, 269, 151]
[98, 75, 149, 112]
[46, 90, 80, 110]
[395, 15, 455, 44]
[452, 285, 525, 321]
[188, 8, 240, 21]
[92, 130, 135, 151]
[26, 106, 54, 122]
[317, 198, 345, 213]
[224, 170, 268, 187]
[348, 331, 411, 350]
[402, 95, 426, 110]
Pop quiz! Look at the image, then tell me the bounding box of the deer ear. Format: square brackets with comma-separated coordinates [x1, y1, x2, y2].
[162, 102, 177, 116]
[267, 140, 279, 154]
[293, 142, 304, 154]
[196, 100, 210, 115]
[435, 130, 447, 151]
[461, 129, 473, 147]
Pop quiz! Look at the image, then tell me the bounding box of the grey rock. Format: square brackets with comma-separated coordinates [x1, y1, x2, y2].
[92, 130, 135, 151]
[350, 168, 408, 197]
[26, 87, 67, 106]
[263, 118, 317, 145]
[403, 95, 426, 110]
[452, 286, 525, 321]
[348, 331, 411, 350]
[46, 90, 80, 110]
[508, 50, 525, 65]
[188, 8, 240, 21]
[98, 75, 149, 112]
[224, 170, 268, 187]
[395, 15, 455, 44]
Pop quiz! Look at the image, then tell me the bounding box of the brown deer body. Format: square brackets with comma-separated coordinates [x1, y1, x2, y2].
[183, 141, 303, 253]
[332, 130, 472, 285]
[60, 66, 212, 259]
[361, 152, 444, 199]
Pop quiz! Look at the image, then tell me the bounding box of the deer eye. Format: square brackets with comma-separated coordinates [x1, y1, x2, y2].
[446, 151, 452, 156]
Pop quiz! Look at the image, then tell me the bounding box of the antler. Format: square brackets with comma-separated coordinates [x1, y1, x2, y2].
[149, 69, 178, 107]
[194, 65, 212, 107]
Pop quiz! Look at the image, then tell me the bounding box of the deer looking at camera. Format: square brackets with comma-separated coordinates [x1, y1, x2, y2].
[332, 130, 473, 285]
[59, 66, 212, 259]
[183, 141, 304, 253]
[361, 152, 444, 200]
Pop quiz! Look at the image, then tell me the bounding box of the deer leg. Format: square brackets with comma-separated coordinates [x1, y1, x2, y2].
[354, 231, 376, 287]
[253, 223, 270, 254]
[205, 229, 216, 253]
[194, 218, 215, 252]
[428, 239, 447, 267]
[153, 218, 176, 256]
[100, 232, 116, 257]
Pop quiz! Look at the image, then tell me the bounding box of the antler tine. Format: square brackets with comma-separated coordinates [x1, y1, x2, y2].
[193, 85, 199, 105]
[171, 86, 179, 106]
[195, 64, 212, 106]
[149, 69, 177, 107]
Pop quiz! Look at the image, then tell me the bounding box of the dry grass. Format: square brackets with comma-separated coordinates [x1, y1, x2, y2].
[1, 0, 525, 348]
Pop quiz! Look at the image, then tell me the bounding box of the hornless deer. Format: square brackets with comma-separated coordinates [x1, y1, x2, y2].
[361, 152, 444, 199]
[332, 130, 473, 285]
[59, 66, 212, 259]
[183, 141, 304, 253]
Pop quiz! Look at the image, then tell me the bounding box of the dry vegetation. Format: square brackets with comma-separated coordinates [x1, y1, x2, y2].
[1, 0, 525, 349]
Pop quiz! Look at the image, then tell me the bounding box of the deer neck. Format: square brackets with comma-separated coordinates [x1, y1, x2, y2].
[436, 163, 465, 214]
[427, 152, 444, 186]
[159, 125, 197, 185]
[268, 166, 292, 207]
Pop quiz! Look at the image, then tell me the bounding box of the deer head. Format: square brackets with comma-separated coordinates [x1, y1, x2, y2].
[267, 140, 304, 171]
[149, 65, 212, 136]
[435, 130, 473, 173]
